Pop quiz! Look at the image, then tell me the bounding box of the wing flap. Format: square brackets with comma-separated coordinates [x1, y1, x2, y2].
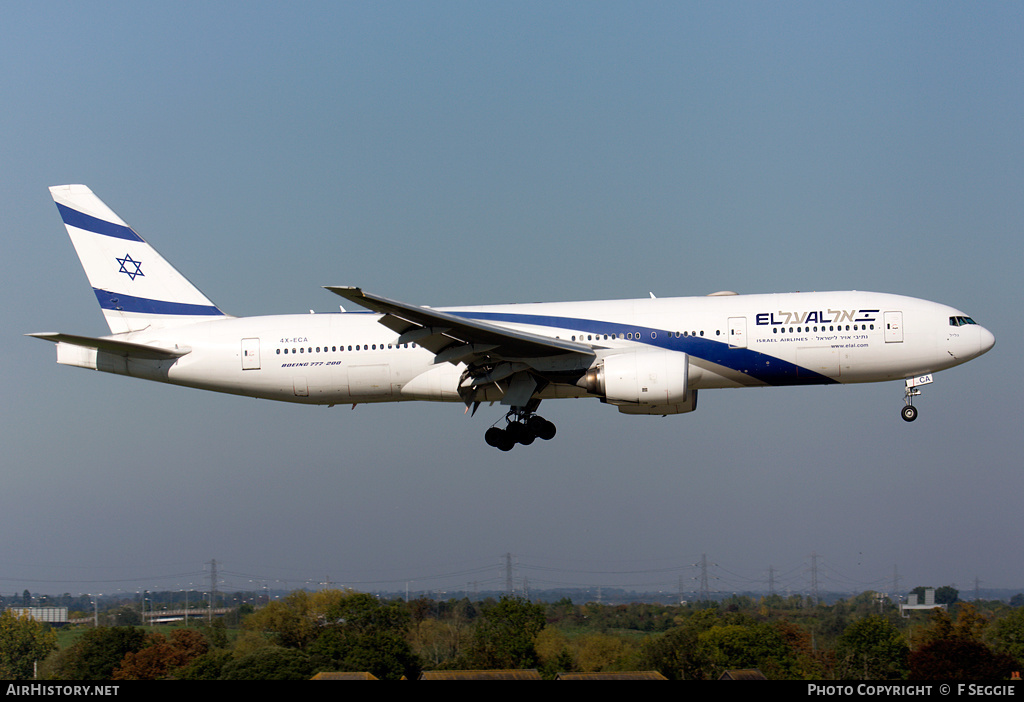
[325, 286, 594, 361]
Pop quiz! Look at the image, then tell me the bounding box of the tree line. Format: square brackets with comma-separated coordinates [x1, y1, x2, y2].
[2, 587, 1023, 680]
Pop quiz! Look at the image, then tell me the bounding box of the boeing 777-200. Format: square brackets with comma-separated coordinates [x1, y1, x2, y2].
[31, 185, 995, 450]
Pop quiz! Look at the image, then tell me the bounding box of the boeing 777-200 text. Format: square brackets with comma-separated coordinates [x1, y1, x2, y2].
[31, 185, 995, 450]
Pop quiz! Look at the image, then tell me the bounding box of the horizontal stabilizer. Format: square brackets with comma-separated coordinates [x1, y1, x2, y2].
[27, 332, 190, 360]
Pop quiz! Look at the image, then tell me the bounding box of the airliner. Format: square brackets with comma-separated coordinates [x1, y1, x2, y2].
[31, 185, 995, 450]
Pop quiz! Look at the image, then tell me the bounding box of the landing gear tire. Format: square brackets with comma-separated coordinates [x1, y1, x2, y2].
[484, 427, 516, 451]
[485, 410, 557, 450]
[504, 421, 525, 444]
[485, 427, 505, 447]
[901, 405, 918, 422]
[508, 421, 537, 445]
[527, 416, 556, 441]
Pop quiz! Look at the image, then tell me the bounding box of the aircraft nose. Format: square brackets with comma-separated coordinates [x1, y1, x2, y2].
[978, 326, 995, 356]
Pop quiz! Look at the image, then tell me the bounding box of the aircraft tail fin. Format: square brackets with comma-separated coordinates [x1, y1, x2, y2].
[49, 185, 228, 334]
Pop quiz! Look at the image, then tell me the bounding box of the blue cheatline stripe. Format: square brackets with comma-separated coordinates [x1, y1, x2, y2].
[93, 289, 224, 317]
[56, 203, 144, 242]
[450, 310, 839, 387]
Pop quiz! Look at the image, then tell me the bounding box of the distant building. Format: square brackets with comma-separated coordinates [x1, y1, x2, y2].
[719, 669, 767, 680]
[311, 671, 380, 680]
[556, 671, 668, 680]
[419, 670, 543, 680]
[6, 606, 68, 624]
[900, 588, 947, 617]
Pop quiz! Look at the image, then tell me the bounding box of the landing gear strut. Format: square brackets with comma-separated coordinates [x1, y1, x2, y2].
[484, 407, 556, 451]
[901, 375, 932, 422]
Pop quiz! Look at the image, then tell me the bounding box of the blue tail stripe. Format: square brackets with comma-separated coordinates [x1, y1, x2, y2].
[93, 289, 223, 317]
[56, 203, 144, 242]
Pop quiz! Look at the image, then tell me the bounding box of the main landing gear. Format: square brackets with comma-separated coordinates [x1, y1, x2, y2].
[901, 374, 932, 422]
[484, 408, 557, 451]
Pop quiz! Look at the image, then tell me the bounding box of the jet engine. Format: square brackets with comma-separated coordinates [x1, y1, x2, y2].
[578, 349, 697, 414]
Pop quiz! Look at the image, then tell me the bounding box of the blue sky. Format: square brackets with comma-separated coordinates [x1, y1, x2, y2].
[2, 2, 1021, 600]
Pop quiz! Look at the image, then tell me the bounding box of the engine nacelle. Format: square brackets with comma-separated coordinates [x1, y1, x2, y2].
[578, 349, 696, 413]
[615, 391, 697, 415]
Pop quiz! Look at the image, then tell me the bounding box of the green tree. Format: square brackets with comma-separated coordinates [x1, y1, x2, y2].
[306, 593, 419, 680]
[0, 609, 58, 680]
[308, 626, 418, 680]
[934, 586, 960, 606]
[241, 590, 419, 679]
[201, 618, 229, 648]
[49, 627, 147, 680]
[637, 608, 722, 680]
[409, 610, 470, 668]
[174, 649, 235, 680]
[320, 592, 409, 634]
[987, 606, 1024, 667]
[574, 632, 637, 672]
[535, 627, 575, 678]
[463, 596, 546, 669]
[220, 646, 315, 680]
[110, 605, 140, 626]
[242, 593, 319, 649]
[835, 615, 909, 680]
[694, 621, 798, 680]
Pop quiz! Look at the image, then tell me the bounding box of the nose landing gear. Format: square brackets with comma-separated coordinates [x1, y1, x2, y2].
[901, 375, 932, 422]
[484, 408, 557, 451]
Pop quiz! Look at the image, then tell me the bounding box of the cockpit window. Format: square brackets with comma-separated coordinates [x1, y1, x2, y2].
[949, 316, 977, 327]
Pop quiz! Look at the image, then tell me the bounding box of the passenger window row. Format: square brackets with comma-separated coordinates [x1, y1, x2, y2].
[277, 343, 414, 355]
[773, 324, 874, 334]
[569, 330, 712, 342]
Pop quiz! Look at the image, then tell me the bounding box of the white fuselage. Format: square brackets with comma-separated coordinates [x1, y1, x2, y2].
[61, 290, 994, 408]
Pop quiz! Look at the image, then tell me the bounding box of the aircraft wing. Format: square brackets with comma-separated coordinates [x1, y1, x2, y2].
[324, 286, 595, 365]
